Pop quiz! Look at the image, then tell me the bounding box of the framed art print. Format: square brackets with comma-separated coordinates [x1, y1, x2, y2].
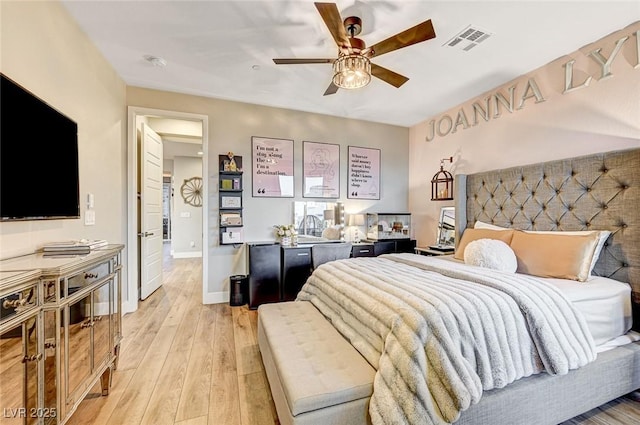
[251, 136, 294, 197]
[221, 195, 242, 208]
[303, 141, 340, 198]
[347, 146, 380, 200]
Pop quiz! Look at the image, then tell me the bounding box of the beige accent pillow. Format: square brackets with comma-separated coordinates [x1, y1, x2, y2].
[474, 220, 611, 276]
[454, 228, 515, 261]
[509, 231, 600, 282]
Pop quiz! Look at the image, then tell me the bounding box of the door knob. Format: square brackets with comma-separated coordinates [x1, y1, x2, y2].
[137, 232, 155, 237]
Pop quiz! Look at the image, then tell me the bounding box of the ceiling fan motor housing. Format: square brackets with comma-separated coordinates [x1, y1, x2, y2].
[344, 16, 362, 36]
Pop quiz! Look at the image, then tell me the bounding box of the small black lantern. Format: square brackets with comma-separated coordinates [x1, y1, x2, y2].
[431, 157, 454, 201]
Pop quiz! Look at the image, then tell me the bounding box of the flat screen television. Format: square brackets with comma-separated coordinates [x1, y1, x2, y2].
[1, 73, 80, 221]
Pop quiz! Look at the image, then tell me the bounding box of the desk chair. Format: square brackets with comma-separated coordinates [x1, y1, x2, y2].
[311, 242, 352, 269]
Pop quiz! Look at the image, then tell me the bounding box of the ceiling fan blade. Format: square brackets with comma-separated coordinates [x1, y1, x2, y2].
[368, 19, 436, 58]
[323, 81, 339, 96]
[371, 63, 409, 88]
[273, 58, 334, 65]
[315, 2, 351, 50]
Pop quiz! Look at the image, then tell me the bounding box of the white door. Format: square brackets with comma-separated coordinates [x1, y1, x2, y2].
[140, 123, 164, 300]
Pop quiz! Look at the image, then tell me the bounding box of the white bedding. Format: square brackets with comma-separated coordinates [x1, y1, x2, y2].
[439, 254, 634, 348]
[542, 276, 633, 348]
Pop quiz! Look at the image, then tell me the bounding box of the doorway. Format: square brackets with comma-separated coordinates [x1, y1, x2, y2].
[126, 107, 209, 313]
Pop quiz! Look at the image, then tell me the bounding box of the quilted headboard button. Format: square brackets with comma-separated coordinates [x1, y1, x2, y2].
[586, 222, 592, 227]
[602, 168, 609, 173]
[622, 224, 628, 228]
[568, 206, 574, 211]
[555, 189, 560, 194]
[587, 187, 592, 192]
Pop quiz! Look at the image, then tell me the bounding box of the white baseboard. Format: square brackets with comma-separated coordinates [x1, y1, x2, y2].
[172, 251, 202, 259]
[122, 299, 138, 315]
[203, 291, 229, 305]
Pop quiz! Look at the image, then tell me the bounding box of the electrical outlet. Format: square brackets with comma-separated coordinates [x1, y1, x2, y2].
[85, 210, 95, 226]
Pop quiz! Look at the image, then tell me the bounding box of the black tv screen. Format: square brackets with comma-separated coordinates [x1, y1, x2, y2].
[1, 74, 80, 221]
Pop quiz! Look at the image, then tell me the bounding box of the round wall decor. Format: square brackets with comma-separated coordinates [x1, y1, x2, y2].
[180, 177, 203, 207]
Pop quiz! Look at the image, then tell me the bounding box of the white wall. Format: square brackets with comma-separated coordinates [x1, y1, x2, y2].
[127, 86, 410, 302]
[0, 3, 127, 265]
[408, 21, 640, 246]
[172, 156, 203, 257]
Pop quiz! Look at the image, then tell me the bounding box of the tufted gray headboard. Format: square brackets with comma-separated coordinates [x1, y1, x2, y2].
[454, 148, 640, 309]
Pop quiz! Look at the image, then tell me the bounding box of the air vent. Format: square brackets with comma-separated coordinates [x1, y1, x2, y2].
[444, 25, 492, 51]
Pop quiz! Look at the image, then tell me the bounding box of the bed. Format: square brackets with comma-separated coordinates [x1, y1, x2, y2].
[268, 148, 640, 425]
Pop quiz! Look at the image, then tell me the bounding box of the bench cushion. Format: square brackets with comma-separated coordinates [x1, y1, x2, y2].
[258, 301, 375, 416]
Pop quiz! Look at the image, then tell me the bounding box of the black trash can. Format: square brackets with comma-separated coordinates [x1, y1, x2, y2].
[229, 275, 248, 306]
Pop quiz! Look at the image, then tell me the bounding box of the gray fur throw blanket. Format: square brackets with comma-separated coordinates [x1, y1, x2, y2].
[296, 253, 596, 425]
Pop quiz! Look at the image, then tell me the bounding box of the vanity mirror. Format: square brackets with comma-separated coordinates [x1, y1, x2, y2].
[430, 207, 455, 250]
[293, 201, 342, 241]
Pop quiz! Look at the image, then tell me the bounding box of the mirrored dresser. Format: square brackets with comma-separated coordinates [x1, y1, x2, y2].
[0, 244, 124, 424]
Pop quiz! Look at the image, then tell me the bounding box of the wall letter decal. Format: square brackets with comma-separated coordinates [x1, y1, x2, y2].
[425, 120, 436, 142]
[562, 59, 593, 94]
[634, 30, 640, 69]
[517, 78, 546, 110]
[451, 109, 470, 133]
[589, 36, 629, 79]
[436, 115, 453, 137]
[491, 85, 516, 118]
[472, 98, 490, 126]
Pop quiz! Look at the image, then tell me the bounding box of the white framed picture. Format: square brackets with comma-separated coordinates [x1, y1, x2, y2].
[221, 195, 241, 208]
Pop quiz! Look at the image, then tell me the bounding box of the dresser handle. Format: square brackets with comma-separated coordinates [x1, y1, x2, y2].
[84, 272, 98, 279]
[80, 320, 93, 329]
[2, 298, 27, 309]
[360, 249, 370, 253]
[297, 252, 309, 256]
[22, 353, 43, 363]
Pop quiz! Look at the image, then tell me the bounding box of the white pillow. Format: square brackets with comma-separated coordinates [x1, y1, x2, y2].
[473, 220, 610, 275]
[463, 238, 518, 273]
[474, 220, 508, 231]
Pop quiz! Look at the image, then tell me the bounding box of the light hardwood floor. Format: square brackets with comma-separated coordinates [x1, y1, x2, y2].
[66, 246, 639, 425]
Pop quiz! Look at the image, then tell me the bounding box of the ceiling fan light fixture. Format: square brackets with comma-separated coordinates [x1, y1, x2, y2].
[332, 54, 371, 89]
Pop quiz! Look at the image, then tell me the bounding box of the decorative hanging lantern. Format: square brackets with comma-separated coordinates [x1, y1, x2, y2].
[431, 157, 454, 201]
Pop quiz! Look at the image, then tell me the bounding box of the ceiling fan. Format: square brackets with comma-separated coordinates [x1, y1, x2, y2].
[273, 2, 436, 96]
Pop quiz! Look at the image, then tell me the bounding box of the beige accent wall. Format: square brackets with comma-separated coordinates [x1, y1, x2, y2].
[127, 87, 409, 299]
[409, 21, 640, 246]
[0, 2, 127, 259]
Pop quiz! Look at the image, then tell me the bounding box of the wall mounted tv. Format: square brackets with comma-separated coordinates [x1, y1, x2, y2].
[1, 73, 80, 221]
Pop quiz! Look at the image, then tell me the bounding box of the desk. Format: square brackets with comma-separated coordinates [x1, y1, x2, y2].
[414, 246, 454, 256]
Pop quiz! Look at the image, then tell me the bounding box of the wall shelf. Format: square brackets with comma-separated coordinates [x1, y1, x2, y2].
[219, 154, 244, 245]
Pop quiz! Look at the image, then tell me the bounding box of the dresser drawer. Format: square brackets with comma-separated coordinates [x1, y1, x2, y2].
[351, 245, 375, 257]
[0, 283, 38, 324]
[66, 261, 110, 295]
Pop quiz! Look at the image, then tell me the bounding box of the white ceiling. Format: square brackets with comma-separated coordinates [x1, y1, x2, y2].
[62, 1, 640, 128]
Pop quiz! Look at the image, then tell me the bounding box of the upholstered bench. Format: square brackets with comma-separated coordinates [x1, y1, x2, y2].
[257, 301, 375, 425]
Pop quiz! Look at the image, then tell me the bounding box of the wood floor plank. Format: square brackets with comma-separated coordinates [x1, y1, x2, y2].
[139, 349, 190, 425]
[105, 325, 178, 425]
[232, 307, 262, 376]
[209, 371, 241, 425]
[175, 338, 214, 421]
[176, 416, 209, 425]
[64, 369, 135, 425]
[238, 371, 278, 425]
